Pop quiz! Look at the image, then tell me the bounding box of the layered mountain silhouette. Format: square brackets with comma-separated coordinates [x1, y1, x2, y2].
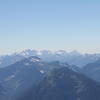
[0, 54, 25, 68]
[0, 57, 43, 100]
[0, 54, 100, 100]
[82, 59, 100, 83]
[0, 49, 100, 68]
[0, 56, 71, 100]
[19, 67, 100, 100]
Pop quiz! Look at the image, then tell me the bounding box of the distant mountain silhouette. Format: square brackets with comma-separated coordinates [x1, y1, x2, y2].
[82, 59, 100, 83]
[0, 49, 100, 68]
[0, 54, 25, 68]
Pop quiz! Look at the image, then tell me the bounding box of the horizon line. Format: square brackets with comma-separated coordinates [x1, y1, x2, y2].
[0, 49, 100, 56]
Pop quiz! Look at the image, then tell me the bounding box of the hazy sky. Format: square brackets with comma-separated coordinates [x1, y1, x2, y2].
[0, 0, 100, 54]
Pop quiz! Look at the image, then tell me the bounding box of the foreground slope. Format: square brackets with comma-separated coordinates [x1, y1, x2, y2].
[0, 57, 43, 100]
[22, 67, 100, 100]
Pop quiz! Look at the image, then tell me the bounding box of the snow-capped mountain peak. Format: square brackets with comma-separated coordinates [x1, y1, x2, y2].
[28, 56, 41, 63]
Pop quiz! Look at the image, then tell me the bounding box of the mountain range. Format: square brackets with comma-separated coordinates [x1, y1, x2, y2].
[18, 67, 100, 100]
[0, 50, 100, 100]
[0, 49, 100, 68]
[81, 59, 100, 83]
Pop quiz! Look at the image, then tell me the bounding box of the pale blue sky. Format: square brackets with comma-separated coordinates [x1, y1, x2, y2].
[0, 0, 100, 54]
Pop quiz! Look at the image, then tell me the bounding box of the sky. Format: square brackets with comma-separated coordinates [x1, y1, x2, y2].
[0, 0, 100, 54]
